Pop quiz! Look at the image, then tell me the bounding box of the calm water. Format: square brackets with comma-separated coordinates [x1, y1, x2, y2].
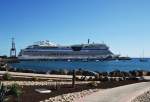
[9, 58, 150, 72]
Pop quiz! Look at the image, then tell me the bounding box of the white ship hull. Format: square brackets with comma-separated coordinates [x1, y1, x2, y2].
[18, 40, 115, 60]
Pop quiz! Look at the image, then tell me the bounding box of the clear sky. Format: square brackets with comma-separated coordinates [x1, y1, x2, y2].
[0, 0, 150, 57]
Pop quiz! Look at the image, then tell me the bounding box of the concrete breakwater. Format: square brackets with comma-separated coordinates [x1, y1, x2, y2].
[1, 81, 92, 86]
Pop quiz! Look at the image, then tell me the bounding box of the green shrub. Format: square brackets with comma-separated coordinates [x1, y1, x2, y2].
[59, 69, 68, 75]
[94, 74, 100, 81]
[32, 76, 39, 81]
[102, 77, 109, 82]
[50, 70, 59, 74]
[88, 77, 93, 81]
[88, 81, 98, 87]
[75, 77, 80, 81]
[9, 83, 21, 98]
[2, 73, 12, 80]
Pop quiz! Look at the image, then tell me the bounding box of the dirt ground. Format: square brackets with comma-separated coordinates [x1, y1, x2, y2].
[6, 80, 147, 102]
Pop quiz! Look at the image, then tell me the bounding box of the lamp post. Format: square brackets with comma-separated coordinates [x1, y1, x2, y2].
[72, 69, 76, 88]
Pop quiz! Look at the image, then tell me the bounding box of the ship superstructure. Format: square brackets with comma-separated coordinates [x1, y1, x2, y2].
[18, 40, 116, 60]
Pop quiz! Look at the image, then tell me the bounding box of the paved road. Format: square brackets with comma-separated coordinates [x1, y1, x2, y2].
[78, 82, 150, 102]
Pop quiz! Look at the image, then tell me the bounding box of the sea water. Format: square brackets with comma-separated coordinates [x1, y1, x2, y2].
[9, 58, 150, 72]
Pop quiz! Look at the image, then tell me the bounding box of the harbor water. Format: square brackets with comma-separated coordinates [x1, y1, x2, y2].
[9, 58, 150, 72]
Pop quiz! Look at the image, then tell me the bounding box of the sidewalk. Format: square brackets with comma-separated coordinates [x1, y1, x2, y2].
[77, 82, 150, 102]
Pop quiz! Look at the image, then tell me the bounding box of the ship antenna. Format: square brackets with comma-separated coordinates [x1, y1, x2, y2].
[10, 37, 16, 57]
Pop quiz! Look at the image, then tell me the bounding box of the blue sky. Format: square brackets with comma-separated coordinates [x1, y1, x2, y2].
[0, 0, 150, 57]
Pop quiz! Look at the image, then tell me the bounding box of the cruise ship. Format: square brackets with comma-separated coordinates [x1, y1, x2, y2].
[18, 40, 117, 61]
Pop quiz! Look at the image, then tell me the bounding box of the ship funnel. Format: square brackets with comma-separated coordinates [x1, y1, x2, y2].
[88, 39, 90, 44]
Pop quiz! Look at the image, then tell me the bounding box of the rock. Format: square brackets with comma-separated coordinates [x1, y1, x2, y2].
[132, 90, 150, 102]
[41, 89, 99, 102]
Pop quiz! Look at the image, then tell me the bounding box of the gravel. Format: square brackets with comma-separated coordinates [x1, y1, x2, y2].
[1, 81, 91, 86]
[131, 90, 150, 102]
[40, 89, 99, 102]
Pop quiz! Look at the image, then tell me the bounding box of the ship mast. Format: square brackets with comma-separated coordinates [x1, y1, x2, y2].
[10, 38, 16, 57]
